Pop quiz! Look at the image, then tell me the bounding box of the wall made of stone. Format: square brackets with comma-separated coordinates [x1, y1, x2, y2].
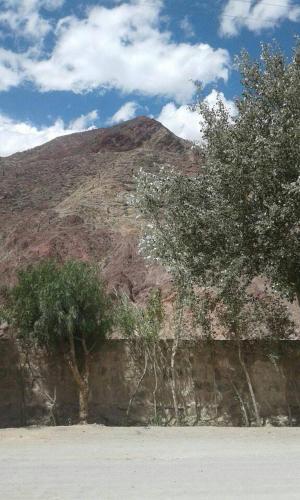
[0, 338, 299, 427]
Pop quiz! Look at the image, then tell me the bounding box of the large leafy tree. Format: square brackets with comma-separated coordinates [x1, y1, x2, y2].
[6, 260, 112, 424]
[135, 42, 300, 305]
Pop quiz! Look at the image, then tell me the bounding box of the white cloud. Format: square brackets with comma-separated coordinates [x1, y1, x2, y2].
[108, 101, 138, 125]
[0, 49, 23, 91]
[157, 102, 200, 141]
[0, 0, 64, 39]
[204, 89, 237, 117]
[220, 0, 300, 37]
[69, 109, 98, 130]
[180, 16, 195, 38]
[0, 109, 98, 156]
[23, 0, 230, 103]
[157, 90, 237, 142]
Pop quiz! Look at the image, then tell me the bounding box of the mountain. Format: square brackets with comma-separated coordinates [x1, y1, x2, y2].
[1, 115, 299, 337]
[0, 116, 198, 303]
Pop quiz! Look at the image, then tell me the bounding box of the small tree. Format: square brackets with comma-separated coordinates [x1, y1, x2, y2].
[190, 279, 295, 425]
[6, 260, 112, 424]
[135, 41, 300, 305]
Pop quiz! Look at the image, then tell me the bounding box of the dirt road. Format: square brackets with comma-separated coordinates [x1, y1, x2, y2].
[0, 426, 299, 499]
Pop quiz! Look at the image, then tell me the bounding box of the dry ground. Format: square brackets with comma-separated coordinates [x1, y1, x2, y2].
[0, 425, 300, 499]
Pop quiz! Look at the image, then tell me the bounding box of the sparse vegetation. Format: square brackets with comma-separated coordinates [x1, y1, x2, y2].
[116, 289, 164, 421]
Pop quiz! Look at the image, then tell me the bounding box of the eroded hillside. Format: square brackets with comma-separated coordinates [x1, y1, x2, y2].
[1, 115, 299, 336]
[0, 116, 198, 303]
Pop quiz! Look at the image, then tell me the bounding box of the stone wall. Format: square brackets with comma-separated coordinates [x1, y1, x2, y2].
[0, 338, 299, 427]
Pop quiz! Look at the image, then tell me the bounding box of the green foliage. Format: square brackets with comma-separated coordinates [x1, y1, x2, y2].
[190, 282, 296, 340]
[135, 41, 300, 304]
[116, 289, 164, 344]
[7, 259, 112, 351]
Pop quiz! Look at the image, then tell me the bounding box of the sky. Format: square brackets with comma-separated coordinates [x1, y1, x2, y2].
[0, 0, 299, 156]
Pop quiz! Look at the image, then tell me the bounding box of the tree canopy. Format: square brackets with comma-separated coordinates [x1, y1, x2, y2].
[6, 259, 113, 423]
[135, 41, 300, 305]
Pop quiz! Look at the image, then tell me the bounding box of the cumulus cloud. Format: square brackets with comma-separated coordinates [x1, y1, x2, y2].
[220, 0, 300, 37]
[22, 0, 230, 103]
[157, 90, 237, 142]
[69, 109, 98, 130]
[157, 102, 200, 141]
[0, 109, 98, 156]
[0, 0, 64, 40]
[108, 102, 138, 125]
[0, 49, 23, 91]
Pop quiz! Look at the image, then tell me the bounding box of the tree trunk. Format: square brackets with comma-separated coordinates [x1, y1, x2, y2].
[66, 332, 90, 424]
[296, 289, 300, 309]
[170, 301, 183, 425]
[67, 358, 90, 424]
[127, 350, 148, 418]
[152, 344, 158, 421]
[230, 378, 250, 427]
[237, 340, 261, 427]
[170, 336, 179, 424]
[78, 376, 89, 425]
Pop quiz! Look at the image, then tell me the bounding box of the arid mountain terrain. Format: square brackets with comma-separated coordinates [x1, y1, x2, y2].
[1, 116, 299, 335]
[0, 116, 198, 303]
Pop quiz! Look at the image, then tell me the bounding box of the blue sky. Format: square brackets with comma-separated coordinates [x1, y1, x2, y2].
[0, 0, 299, 155]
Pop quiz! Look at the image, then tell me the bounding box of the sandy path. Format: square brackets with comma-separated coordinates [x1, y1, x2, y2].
[0, 426, 299, 499]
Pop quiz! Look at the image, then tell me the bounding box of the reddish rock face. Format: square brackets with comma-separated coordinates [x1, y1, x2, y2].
[0, 116, 197, 302]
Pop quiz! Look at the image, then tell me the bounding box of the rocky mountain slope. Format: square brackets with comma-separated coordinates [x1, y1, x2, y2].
[0, 116, 198, 303]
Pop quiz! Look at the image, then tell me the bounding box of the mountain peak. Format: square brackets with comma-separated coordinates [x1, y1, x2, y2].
[0, 113, 194, 302]
[9, 115, 182, 161]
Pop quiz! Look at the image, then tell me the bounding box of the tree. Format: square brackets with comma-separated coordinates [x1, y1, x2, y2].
[116, 289, 189, 424]
[190, 277, 295, 425]
[116, 289, 164, 421]
[6, 260, 112, 424]
[135, 41, 300, 305]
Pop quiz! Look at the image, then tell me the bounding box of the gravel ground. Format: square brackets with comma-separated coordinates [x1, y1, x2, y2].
[0, 425, 299, 499]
